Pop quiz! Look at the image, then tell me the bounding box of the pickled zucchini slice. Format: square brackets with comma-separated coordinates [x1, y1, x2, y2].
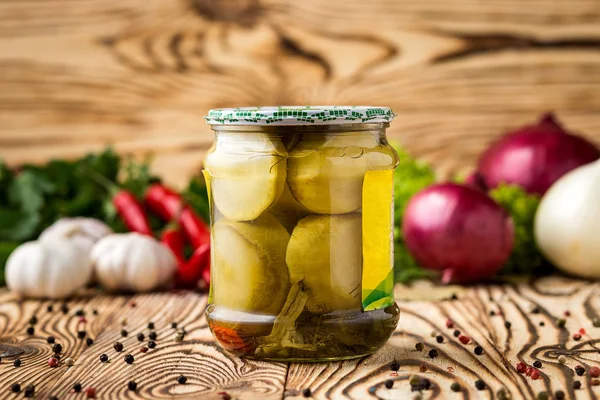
[204, 135, 287, 222]
[269, 182, 309, 233]
[286, 214, 363, 312]
[213, 213, 291, 314]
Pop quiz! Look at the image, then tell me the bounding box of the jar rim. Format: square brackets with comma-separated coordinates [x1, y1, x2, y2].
[205, 106, 395, 126]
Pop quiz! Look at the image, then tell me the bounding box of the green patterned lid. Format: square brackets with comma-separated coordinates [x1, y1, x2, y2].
[205, 106, 395, 125]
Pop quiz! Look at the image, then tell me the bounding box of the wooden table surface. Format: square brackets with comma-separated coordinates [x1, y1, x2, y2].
[0, 276, 599, 400]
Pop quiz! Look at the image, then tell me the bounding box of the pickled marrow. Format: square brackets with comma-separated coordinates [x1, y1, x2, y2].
[286, 214, 363, 312]
[213, 213, 291, 314]
[287, 134, 393, 214]
[269, 183, 309, 233]
[204, 135, 287, 221]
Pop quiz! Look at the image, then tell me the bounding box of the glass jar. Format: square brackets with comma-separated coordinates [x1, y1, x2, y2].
[203, 106, 400, 361]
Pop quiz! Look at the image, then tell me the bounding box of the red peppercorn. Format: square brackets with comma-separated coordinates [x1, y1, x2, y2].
[564, 310, 571, 317]
[85, 387, 96, 398]
[446, 319, 454, 329]
[579, 328, 586, 335]
[526, 366, 533, 376]
[48, 357, 59, 368]
[458, 335, 470, 345]
[590, 367, 600, 378]
[419, 365, 427, 373]
[516, 362, 527, 374]
[531, 369, 541, 380]
[573, 333, 582, 341]
[140, 347, 148, 353]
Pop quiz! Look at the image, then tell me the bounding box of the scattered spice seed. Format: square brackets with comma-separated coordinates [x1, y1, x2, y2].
[52, 343, 62, 354]
[573, 381, 581, 390]
[531, 306, 540, 314]
[85, 387, 96, 398]
[92, 309, 98, 316]
[86, 338, 94, 346]
[65, 358, 74, 367]
[11, 383, 21, 393]
[415, 343, 424, 351]
[453, 330, 461, 337]
[99, 354, 108, 363]
[475, 380, 486, 390]
[29, 316, 38, 325]
[533, 360, 542, 368]
[516, 362, 527, 374]
[390, 361, 400, 372]
[436, 335, 444, 343]
[526, 366, 533, 376]
[539, 321, 545, 327]
[385, 380, 394, 389]
[148, 322, 155, 330]
[47, 336, 55, 344]
[47, 305, 53, 312]
[537, 391, 548, 400]
[558, 355, 567, 364]
[531, 369, 541, 380]
[504, 321, 512, 329]
[557, 318, 566, 328]
[575, 365, 585, 376]
[77, 331, 87, 339]
[75, 309, 85, 317]
[555, 390, 565, 400]
[450, 293, 458, 300]
[60, 304, 69, 314]
[149, 331, 157, 341]
[219, 392, 232, 400]
[497, 388, 509, 400]
[140, 347, 148, 353]
[121, 318, 127, 326]
[489, 310, 496, 316]
[121, 329, 128, 337]
[445, 319, 454, 328]
[113, 342, 124, 352]
[14, 359, 21, 367]
[428, 349, 438, 359]
[78, 317, 87, 324]
[48, 357, 59, 368]
[177, 375, 187, 384]
[474, 346, 484, 355]
[137, 333, 145, 342]
[147, 341, 156, 349]
[26, 326, 34, 335]
[24, 384, 35, 398]
[451, 382, 461, 392]
[171, 322, 178, 329]
[302, 388, 311, 397]
[573, 333, 582, 341]
[590, 366, 600, 378]
[430, 331, 436, 337]
[591, 379, 600, 386]
[130, 301, 136, 308]
[128, 381, 137, 391]
[564, 310, 571, 317]
[458, 335, 470, 345]
[124, 354, 134, 364]
[419, 378, 431, 391]
[175, 332, 185, 342]
[418, 365, 427, 373]
[593, 317, 600, 328]
[73, 383, 82, 393]
[579, 328, 586, 335]
[409, 375, 420, 386]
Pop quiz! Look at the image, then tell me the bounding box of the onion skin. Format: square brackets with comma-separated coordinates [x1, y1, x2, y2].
[403, 183, 515, 284]
[477, 113, 600, 195]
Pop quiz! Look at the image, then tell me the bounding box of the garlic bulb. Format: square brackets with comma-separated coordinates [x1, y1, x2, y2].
[40, 217, 113, 253]
[91, 233, 177, 292]
[534, 159, 600, 279]
[6, 239, 92, 299]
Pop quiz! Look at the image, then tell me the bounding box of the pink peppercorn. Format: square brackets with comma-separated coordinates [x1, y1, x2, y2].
[530, 369, 541, 380]
[458, 335, 470, 345]
[85, 387, 96, 398]
[516, 362, 527, 374]
[579, 328, 586, 335]
[48, 357, 59, 368]
[526, 366, 533, 376]
[564, 310, 571, 317]
[573, 333, 582, 341]
[446, 319, 454, 329]
[590, 367, 600, 378]
[140, 347, 148, 354]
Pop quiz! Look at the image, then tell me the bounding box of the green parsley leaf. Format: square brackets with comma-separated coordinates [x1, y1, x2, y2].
[0, 209, 40, 242]
[8, 170, 55, 213]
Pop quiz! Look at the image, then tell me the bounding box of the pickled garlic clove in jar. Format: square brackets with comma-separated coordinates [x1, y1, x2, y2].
[212, 213, 291, 315]
[286, 213, 363, 313]
[204, 134, 287, 222]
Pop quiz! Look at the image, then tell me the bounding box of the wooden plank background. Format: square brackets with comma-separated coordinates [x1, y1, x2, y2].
[0, 0, 600, 187]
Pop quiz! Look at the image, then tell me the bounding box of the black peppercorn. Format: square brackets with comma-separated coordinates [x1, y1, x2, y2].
[435, 335, 444, 343]
[415, 342, 424, 351]
[489, 310, 496, 316]
[75, 309, 85, 317]
[47, 336, 55, 344]
[504, 321, 512, 329]
[73, 383, 82, 392]
[11, 383, 20, 393]
[86, 338, 94, 346]
[539, 321, 545, 327]
[428, 349, 438, 359]
[390, 361, 400, 371]
[121, 329, 128, 337]
[302, 388, 311, 397]
[474, 346, 484, 355]
[148, 331, 157, 341]
[147, 341, 156, 349]
[575, 365, 585, 376]
[384, 379, 394, 389]
[453, 329, 461, 337]
[24, 384, 35, 398]
[50, 396, 58, 400]
[114, 342, 124, 352]
[450, 293, 458, 300]
[557, 318, 566, 328]
[47, 305, 54, 312]
[26, 326, 34, 335]
[124, 354, 134, 364]
[451, 382, 461, 392]
[14, 359, 21, 367]
[178, 375, 187, 384]
[29, 316, 38, 325]
[137, 333, 145, 342]
[60, 304, 69, 314]
[555, 390, 565, 400]
[533, 360, 542, 368]
[99, 354, 108, 363]
[171, 322, 178, 329]
[148, 322, 155, 330]
[419, 378, 431, 390]
[52, 343, 62, 354]
[128, 381, 137, 391]
[573, 381, 581, 390]
[475, 380, 486, 390]
[531, 306, 540, 314]
[92, 309, 98, 315]
[77, 331, 86, 339]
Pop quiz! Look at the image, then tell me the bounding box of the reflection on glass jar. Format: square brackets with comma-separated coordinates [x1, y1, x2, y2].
[203, 106, 400, 362]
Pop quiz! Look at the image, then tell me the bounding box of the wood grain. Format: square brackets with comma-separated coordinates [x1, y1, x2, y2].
[1, 0, 600, 187]
[1, 276, 599, 399]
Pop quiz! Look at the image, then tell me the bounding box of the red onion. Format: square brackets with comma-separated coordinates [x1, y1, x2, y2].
[477, 113, 600, 195]
[403, 183, 514, 284]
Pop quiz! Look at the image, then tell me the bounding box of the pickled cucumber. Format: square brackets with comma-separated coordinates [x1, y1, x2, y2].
[286, 214, 363, 312]
[213, 213, 291, 314]
[204, 135, 287, 221]
[287, 134, 393, 214]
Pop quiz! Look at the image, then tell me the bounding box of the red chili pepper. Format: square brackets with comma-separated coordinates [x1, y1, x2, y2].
[176, 243, 210, 288]
[161, 227, 186, 265]
[113, 191, 153, 236]
[145, 184, 210, 248]
[202, 260, 210, 288]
